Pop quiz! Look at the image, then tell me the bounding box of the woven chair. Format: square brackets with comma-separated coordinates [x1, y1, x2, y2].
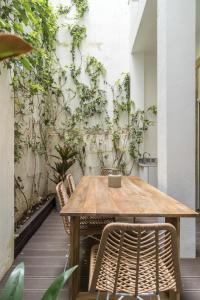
[66, 174, 115, 230]
[89, 223, 181, 300]
[56, 181, 70, 234]
[56, 181, 115, 239]
[66, 173, 76, 196]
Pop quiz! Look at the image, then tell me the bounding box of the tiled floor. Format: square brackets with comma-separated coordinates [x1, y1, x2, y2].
[0, 210, 200, 299]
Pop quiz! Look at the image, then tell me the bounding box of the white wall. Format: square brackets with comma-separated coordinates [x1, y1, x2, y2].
[49, 0, 130, 182]
[130, 52, 157, 183]
[1, 0, 130, 278]
[14, 0, 130, 206]
[144, 54, 157, 157]
[0, 66, 14, 280]
[157, 0, 196, 258]
[129, 0, 147, 51]
[15, 125, 49, 223]
[130, 0, 157, 160]
[54, 0, 130, 109]
[83, 0, 130, 117]
[84, 0, 129, 84]
[130, 53, 144, 110]
[197, 0, 200, 58]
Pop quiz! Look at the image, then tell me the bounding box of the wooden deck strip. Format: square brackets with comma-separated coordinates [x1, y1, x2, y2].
[0, 210, 199, 299]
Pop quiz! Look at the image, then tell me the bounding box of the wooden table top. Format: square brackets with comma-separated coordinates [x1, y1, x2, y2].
[60, 176, 198, 218]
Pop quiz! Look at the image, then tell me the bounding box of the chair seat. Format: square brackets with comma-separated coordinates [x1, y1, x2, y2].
[80, 216, 115, 229]
[89, 244, 177, 296]
[66, 174, 115, 236]
[57, 180, 115, 237]
[64, 217, 115, 235]
[80, 217, 115, 236]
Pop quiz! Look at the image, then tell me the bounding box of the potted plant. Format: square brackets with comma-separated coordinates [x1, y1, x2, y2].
[48, 144, 77, 210]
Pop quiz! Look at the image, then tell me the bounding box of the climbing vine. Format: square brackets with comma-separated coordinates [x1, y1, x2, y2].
[69, 24, 86, 61]
[62, 2, 156, 175]
[73, 0, 88, 18]
[0, 0, 156, 225]
[0, 0, 68, 224]
[85, 56, 106, 88]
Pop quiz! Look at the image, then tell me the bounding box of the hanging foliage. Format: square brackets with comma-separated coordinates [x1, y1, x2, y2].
[0, 0, 156, 225]
[0, 0, 68, 223]
[72, 0, 89, 18]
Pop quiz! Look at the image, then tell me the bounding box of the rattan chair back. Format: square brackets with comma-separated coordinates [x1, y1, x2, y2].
[56, 181, 115, 237]
[66, 173, 76, 196]
[56, 181, 70, 234]
[89, 223, 181, 297]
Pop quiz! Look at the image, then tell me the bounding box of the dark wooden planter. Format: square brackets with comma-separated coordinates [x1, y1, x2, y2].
[14, 194, 55, 257]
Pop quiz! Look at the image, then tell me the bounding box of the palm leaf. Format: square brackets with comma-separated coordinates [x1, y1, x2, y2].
[55, 145, 77, 161]
[0, 33, 33, 61]
[65, 150, 77, 160]
[41, 266, 78, 300]
[54, 159, 75, 175]
[0, 262, 24, 300]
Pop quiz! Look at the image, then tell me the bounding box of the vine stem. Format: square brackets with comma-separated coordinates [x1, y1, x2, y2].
[14, 176, 29, 212]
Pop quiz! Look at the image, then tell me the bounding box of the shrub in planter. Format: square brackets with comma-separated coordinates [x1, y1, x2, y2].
[49, 145, 77, 184]
[49, 144, 77, 210]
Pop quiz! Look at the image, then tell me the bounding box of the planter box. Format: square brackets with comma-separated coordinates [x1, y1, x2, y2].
[14, 194, 55, 257]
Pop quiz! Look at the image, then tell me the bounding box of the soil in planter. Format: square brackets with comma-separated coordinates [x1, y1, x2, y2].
[15, 195, 54, 232]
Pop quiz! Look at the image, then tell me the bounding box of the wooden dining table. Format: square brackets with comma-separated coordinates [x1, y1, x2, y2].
[60, 176, 198, 300]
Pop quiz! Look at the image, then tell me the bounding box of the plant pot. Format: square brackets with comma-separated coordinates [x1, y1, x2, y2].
[14, 194, 55, 257]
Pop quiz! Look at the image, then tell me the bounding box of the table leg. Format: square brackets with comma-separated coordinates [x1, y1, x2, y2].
[165, 217, 180, 300]
[69, 216, 80, 300]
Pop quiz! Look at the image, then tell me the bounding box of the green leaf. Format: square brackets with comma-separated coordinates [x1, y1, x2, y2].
[41, 266, 78, 300]
[0, 33, 33, 61]
[20, 56, 32, 71]
[0, 263, 24, 300]
[0, 19, 6, 27]
[13, 22, 24, 34]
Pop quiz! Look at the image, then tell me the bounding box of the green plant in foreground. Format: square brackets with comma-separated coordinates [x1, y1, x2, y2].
[0, 263, 24, 300]
[0, 32, 32, 61]
[0, 263, 78, 300]
[41, 265, 78, 300]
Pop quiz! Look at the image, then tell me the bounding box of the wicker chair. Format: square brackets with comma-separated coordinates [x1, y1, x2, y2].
[89, 223, 181, 300]
[56, 181, 70, 234]
[56, 181, 115, 238]
[66, 173, 76, 196]
[66, 174, 115, 228]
